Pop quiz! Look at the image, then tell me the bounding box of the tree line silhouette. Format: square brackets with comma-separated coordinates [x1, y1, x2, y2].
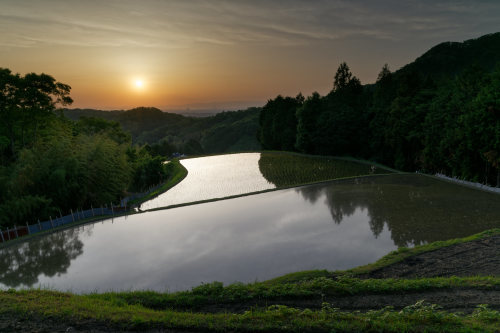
[259, 33, 500, 186]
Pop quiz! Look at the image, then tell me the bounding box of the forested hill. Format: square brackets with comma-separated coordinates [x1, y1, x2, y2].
[397, 32, 500, 80]
[259, 32, 500, 186]
[64, 107, 261, 155]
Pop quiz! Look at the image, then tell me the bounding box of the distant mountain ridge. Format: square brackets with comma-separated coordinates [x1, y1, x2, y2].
[63, 107, 262, 154]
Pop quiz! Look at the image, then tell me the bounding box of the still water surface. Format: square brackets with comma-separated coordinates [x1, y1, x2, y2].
[1, 174, 499, 293]
[140, 153, 275, 210]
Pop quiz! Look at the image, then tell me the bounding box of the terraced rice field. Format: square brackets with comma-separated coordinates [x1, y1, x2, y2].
[258, 152, 392, 187]
[140, 152, 393, 210]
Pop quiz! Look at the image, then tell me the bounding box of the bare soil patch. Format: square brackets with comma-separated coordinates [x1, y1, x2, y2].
[361, 235, 500, 279]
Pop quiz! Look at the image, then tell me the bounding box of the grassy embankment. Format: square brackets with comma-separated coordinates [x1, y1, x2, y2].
[127, 158, 188, 207]
[1, 287, 498, 332]
[2, 229, 499, 332]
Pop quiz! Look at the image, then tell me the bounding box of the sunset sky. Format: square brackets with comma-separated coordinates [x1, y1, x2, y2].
[2, 0, 499, 112]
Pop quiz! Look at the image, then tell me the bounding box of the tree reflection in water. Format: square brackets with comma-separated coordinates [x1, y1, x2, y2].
[295, 175, 500, 247]
[0, 227, 85, 288]
[258, 158, 500, 248]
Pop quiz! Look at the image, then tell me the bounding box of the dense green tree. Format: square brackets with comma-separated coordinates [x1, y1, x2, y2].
[476, 67, 500, 185]
[325, 63, 365, 155]
[0, 69, 72, 162]
[128, 145, 170, 192]
[76, 134, 131, 205]
[296, 92, 323, 153]
[259, 94, 303, 150]
[333, 62, 356, 91]
[369, 64, 396, 163]
[74, 117, 131, 145]
[0, 68, 20, 161]
[182, 138, 204, 155]
[381, 70, 435, 169]
[419, 66, 496, 181]
[296, 63, 365, 156]
[147, 140, 177, 157]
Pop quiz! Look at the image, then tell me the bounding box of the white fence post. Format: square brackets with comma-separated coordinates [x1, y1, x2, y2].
[26, 222, 30, 235]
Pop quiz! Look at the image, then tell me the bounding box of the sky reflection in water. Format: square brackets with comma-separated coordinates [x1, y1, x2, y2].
[1, 173, 499, 292]
[140, 153, 275, 210]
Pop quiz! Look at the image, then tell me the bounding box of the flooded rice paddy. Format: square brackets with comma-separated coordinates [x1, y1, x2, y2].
[140, 153, 275, 210]
[1, 170, 499, 293]
[140, 153, 389, 210]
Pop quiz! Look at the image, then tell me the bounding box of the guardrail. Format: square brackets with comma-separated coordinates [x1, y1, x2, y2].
[0, 180, 172, 244]
[0, 203, 126, 244]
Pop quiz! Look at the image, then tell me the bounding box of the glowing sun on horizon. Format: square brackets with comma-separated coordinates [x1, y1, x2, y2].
[131, 77, 146, 91]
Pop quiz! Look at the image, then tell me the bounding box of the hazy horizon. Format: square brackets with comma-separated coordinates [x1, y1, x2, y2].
[2, 0, 499, 110]
[65, 103, 256, 114]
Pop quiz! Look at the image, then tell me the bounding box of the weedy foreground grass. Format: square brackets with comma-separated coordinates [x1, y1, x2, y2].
[1, 286, 499, 332]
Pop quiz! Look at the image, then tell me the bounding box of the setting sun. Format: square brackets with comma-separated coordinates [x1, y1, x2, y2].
[134, 79, 144, 88]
